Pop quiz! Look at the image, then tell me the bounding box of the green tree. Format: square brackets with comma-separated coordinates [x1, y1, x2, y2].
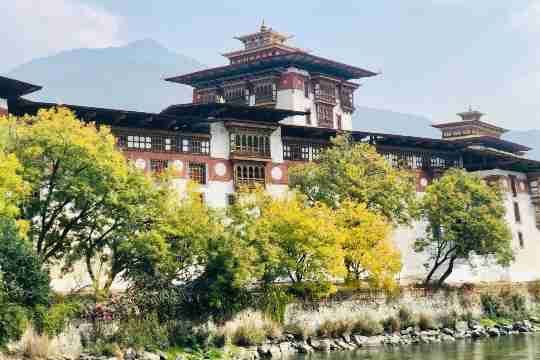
[10, 107, 129, 264]
[288, 135, 417, 226]
[415, 168, 513, 286]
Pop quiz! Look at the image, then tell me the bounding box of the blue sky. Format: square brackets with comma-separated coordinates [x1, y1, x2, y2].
[1, 0, 539, 130]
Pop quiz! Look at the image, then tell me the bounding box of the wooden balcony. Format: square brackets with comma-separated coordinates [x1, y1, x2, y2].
[230, 149, 271, 161]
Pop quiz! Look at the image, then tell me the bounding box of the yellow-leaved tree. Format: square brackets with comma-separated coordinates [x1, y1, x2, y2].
[337, 201, 401, 290]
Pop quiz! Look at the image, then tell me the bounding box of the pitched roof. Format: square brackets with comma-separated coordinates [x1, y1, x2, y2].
[165, 52, 378, 87]
[0, 76, 42, 99]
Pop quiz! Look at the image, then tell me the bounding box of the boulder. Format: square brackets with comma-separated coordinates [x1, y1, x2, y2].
[352, 335, 369, 347]
[139, 352, 161, 360]
[309, 339, 332, 352]
[441, 334, 455, 342]
[455, 321, 468, 333]
[487, 327, 500, 337]
[295, 341, 314, 354]
[441, 328, 454, 336]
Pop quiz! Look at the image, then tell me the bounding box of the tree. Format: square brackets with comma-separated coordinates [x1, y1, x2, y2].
[415, 168, 513, 286]
[244, 191, 345, 287]
[288, 135, 417, 226]
[336, 201, 401, 290]
[0, 149, 27, 220]
[10, 107, 131, 265]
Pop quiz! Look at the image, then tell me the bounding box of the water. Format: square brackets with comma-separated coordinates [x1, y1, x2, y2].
[297, 334, 540, 360]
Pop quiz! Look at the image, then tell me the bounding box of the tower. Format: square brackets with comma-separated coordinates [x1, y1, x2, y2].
[166, 24, 377, 130]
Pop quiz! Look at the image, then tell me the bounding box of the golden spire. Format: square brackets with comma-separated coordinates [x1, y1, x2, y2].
[260, 19, 268, 32]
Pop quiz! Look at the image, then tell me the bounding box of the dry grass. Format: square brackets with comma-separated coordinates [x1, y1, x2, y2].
[21, 327, 51, 359]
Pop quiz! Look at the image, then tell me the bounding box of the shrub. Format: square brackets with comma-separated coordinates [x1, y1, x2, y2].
[479, 318, 497, 328]
[481, 293, 501, 318]
[168, 321, 225, 349]
[258, 285, 292, 324]
[398, 307, 416, 329]
[0, 302, 28, 348]
[113, 313, 170, 351]
[418, 313, 438, 331]
[317, 319, 354, 338]
[382, 316, 400, 333]
[283, 323, 312, 341]
[352, 316, 384, 336]
[33, 302, 81, 337]
[288, 281, 336, 301]
[262, 320, 283, 339]
[438, 311, 458, 330]
[21, 326, 50, 359]
[528, 281, 540, 302]
[231, 321, 266, 346]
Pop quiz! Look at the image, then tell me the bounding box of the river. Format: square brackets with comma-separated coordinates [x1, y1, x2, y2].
[296, 333, 540, 360]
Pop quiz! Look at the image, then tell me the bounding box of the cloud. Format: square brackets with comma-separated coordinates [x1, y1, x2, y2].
[0, 0, 122, 71]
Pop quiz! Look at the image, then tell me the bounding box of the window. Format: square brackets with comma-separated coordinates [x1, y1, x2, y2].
[234, 164, 265, 187]
[190, 137, 210, 155]
[226, 194, 237, 206]
[510, 176, 518, 197]
[127, 135, 151, 150]
[316, 103, 334, 128]
[254, 81, 277, 104]
[150, 159, 169, 173]
[514, 202, 521, 223]
[336, 114, 342, 130]
[518, 232, 524, 249]
[230, 132, 271, 158]
[304, 80, 310, 98]
[189, 163, 207, 185]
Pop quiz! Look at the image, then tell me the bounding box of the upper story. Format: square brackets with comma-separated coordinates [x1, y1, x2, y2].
[165, 24, 378, 131]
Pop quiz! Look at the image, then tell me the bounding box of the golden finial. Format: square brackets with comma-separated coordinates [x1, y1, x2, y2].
[260, 19, 268, 32]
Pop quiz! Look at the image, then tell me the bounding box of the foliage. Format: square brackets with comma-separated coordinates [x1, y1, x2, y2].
[418, 313, 438, 331]
[438, 311, 458, 330]
[415, 168, 513, 286]
[352, 316, 384, 336]
[243, 191, 345, 285]
[33, 301, 81, 337]
[287, 281, 336, 301]
[257, 285, 293, 324]
[231, 321, 267, 346]
[337, 200, 400, 289]
[0, 290, 28, 348]
[481, 291, 528, 320]
[283, 323, 312, 341]
[0, 218, 50, 308]
[317, 319, 354, 337]
[113, 312, 170, 351]
[382, 316, 401, 333]
[528, 280, 540, 302]
[0, 149, 28, 220]
[288, 135, 418, 226]
[398, 307, 416, 329]
[479, 318, 497, 328]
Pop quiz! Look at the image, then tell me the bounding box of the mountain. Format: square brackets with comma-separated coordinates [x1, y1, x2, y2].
[352, 107, 439, 138]
[5, 41, 539, 160]
[6, 39, 203, 112]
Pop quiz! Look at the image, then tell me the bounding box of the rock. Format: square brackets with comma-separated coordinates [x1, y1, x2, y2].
[364, 336, 383, 348]
[471, 329, 487, 338]
[352, 335, 369, 347]
[124, 349, 137, 360]
[441, 334, 455, 342]
[140, 352, 161, 360]
[309, 338, 332, 352]
[295, 341, 314, 354]
[400, 327, 413, 335]
[468, 320, 481, 330]
[455, 321, 469, 332]
[487, 327, 500, 337]
[454, 332, 466, 339]
[442, 328, 454, 336]
[530, 316, 540, 324]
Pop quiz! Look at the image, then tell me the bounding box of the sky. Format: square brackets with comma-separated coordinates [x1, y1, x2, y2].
[1, 0, 539, 130]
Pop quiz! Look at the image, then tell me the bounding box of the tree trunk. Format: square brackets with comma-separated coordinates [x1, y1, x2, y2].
[437, 256, 456, 287]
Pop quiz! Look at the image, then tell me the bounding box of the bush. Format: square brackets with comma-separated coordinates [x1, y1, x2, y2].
[283, 323, 312, 341]
[528, 281, 540, 302]
[382, 316, 400, 333]
[0, 302, 28, 348]
[258, 285, 292, 324]
[352, 316, 384, 336]
[0, 219, 50, 308]
[288, 281, 336, 301]
[262, 320, 283, 340]
[113, 313, 170, 351]
[398, 307, 416, 329]
[317, 319, 354, 338]
[438, 311, 458, 330]
[481, 291, 528, 320]
[479, 318, 497, 328]
[418, 313, 438, 331]
[481, 294, 501, 318]
[33, 302, 81, 337]
[231, 321, 266, 346]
